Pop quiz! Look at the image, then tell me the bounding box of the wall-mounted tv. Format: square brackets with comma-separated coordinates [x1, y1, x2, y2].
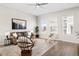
[12, 18, 26, 29]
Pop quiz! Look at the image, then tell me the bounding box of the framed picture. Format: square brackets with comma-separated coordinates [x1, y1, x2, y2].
[12, 18, 26, 29]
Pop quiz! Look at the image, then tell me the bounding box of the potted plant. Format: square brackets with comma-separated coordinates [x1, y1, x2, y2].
[35, 26, 39, 38]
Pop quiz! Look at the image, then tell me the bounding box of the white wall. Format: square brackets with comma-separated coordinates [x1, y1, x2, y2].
[0, 6, 36, 45]
[38, 7, 79, 43]
[0, 5, 79, 45]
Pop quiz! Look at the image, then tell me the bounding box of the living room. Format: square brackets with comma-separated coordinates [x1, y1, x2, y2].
[0, 3, 79, 56]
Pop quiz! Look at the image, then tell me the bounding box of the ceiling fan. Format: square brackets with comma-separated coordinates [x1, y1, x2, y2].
[27, 3, 48, 8]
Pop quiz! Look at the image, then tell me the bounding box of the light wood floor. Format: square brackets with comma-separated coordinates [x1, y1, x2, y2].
[0, 40, 79, 56]
[0, 39, 57, 56]
[43, 41, 79, 56]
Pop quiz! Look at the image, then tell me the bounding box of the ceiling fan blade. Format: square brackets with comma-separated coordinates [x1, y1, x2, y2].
[26, 3, 48, 6]
[26, 3, 48, 9]
[39, 3, 48, 5]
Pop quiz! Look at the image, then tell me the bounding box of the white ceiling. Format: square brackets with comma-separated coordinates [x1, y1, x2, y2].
[0, 3, 79, 16]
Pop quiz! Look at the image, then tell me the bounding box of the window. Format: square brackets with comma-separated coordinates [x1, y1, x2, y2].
[50, 18, 58, 34]
[63, 16, 73, 34]
[41, 20, 47, 32]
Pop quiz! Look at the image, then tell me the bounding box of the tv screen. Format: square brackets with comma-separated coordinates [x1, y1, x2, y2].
[12, 18, 26, 29]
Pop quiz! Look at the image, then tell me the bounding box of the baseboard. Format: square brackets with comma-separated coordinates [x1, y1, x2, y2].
[39, 37, 79, 44]
[55, 39, 79, 44]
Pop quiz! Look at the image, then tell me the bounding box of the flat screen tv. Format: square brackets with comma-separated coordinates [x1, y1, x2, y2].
[12, 18, 26, 29]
